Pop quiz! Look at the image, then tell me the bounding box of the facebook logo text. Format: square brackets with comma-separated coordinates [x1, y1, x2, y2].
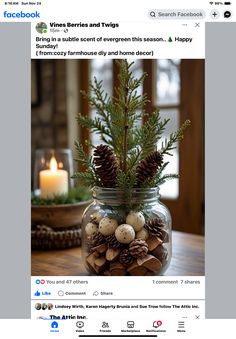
[3, 11, 40, 18]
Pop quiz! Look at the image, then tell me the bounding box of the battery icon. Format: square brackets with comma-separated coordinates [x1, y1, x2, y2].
[224, 2, 231, 4]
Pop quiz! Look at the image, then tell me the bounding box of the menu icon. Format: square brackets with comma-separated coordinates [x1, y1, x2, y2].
[178, 321, 185, 329]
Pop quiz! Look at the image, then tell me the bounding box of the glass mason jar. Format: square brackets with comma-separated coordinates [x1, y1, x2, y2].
[81, 187, 171, 276]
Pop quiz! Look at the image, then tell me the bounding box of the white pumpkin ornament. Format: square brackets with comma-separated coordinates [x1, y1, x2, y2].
[136, 228, 149, 240]
[91, 212, 103, 223]
[85, 222, 98, 236]
[115, 224, 135, 244]
[99, 217, 118, 236]
[126, 211, 145, 232]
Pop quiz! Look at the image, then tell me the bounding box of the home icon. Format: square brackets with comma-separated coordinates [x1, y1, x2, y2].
[51, 321, 59, 329]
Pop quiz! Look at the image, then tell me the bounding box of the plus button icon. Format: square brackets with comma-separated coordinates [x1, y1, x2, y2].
[210, 10, 220, 19]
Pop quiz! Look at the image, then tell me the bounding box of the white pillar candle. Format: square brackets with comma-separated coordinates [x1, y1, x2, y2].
[39, 156, 68, 199]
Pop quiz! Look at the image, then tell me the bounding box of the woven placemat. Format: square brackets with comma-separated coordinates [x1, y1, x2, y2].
[31, 225, 81, 250]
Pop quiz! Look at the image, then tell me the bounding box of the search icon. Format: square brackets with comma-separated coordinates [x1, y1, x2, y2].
[150, 11, 156, 18]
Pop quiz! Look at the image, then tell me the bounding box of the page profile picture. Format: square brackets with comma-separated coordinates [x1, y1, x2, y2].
[36, 22, 47, 33]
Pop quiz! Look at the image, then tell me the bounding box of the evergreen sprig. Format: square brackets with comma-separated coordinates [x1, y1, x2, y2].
[73, 60, 190, 189]
[160, 119, 191, 156]
[74, 141, 92, 168]
[142, 161, 180, 187]
[73, 141, 99, 185]
[156, 173, 180, 186]
[134, 110, 169, 160]
[116, 170, 137, 190]
[31, 187, 91, 206]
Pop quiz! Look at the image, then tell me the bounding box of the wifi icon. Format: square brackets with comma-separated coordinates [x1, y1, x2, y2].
[209, 1, 214, 4]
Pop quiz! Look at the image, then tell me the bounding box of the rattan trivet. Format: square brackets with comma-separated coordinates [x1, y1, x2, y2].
[31, 225, 81, 250]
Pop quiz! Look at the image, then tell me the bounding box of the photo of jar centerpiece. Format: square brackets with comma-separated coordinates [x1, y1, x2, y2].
[73, 60, 190, 276]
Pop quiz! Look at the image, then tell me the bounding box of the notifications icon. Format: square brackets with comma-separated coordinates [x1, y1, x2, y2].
[153, 320, 162, 328]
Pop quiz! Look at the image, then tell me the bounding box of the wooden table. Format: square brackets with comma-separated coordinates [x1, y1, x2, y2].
[31, 231, 204, 276]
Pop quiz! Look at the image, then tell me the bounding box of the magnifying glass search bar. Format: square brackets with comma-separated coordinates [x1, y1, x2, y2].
[149, 9, 206, 19]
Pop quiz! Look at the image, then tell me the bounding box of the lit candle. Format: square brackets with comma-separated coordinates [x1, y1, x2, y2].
[39, 156, 68, 198]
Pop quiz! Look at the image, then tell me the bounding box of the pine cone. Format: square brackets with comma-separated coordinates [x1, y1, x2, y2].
[87, 239, 94, 253]
[106, 234, 123, 249]
[89, 216, 99, 226]
[93, 145, 118, 187]
[129, 239, 148, 258]
[120, 249, 134, 267]
[90, 232, 106, 246]
[136, 151, 163, 186]
[144, 218, 168, 242]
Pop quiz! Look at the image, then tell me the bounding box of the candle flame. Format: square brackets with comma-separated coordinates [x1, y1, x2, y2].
[50, 156, 58, 173]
